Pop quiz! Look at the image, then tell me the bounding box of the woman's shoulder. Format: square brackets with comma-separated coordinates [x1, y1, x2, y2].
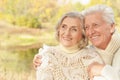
[81, 47, 104, 64]
[81, 46, 99, 58]
[81, 46, 96, 53]
[38, 44, 58, 56]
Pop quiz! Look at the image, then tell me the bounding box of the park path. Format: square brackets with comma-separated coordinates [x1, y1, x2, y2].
[0, 21, 45, 51]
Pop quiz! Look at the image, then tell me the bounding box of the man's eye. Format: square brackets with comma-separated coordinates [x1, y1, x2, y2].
[85, 26, 89, 30]
[93, 23, 99, 27]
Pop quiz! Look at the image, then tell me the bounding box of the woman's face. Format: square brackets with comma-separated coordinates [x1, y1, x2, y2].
[58, 17, 83, 47]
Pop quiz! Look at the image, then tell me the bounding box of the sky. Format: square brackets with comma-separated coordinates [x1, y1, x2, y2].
[58, 0, 90, 5]
[71, 0, 90, 5]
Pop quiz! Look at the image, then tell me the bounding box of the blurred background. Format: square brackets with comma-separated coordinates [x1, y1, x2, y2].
[0, 0, 120, 80]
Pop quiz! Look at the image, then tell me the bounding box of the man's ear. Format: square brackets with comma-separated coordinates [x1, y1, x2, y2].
[110, 23, 115, 34]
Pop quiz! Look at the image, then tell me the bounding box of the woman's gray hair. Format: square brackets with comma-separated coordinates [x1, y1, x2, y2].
[82, 4, 115, 24]
[55, 11, 88, 49]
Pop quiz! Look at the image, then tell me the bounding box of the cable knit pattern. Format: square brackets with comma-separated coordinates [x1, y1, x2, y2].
[89, 30, 120, 80]
[37, 45, 103, 80]
[92, 31, 120, 65]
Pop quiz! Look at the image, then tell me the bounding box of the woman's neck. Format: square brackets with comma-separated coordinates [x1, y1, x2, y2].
[59, 44, 80, 54]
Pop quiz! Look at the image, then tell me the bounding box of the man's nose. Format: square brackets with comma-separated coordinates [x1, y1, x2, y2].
[88, 27, 95, 35]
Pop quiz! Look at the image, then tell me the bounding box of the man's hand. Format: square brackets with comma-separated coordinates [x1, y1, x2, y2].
[33, 54, 42, 69]
[88, 62, 105, 80]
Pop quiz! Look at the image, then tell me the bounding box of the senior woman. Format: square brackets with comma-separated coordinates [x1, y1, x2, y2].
[34, 12, 104, 80]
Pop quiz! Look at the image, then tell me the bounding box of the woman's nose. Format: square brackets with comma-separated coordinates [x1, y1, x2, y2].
[64, 29, 71, 36]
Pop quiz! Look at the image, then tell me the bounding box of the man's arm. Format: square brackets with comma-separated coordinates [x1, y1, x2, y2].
[33, 54, 42, 69]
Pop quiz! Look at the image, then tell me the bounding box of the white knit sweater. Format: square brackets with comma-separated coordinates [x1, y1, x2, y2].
[90, 31, 120, 80]
[36, 45, 104, 80]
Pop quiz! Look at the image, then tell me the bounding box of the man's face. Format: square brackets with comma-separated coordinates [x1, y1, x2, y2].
[84, 12, 115, 49]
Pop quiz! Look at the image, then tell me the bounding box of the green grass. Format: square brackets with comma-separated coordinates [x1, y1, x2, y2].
[0, 23, 58, 80]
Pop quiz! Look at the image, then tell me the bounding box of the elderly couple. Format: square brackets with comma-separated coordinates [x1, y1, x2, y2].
[33, 4, 120, 80]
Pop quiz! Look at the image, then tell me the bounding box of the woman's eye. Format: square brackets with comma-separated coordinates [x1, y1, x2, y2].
[62, 25, 65, 28]
[61, 25, 66, 29]
[71, 28, 77, 31]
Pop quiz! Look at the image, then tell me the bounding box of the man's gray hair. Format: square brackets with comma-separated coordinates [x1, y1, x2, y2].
[82, 4, 115, 24]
